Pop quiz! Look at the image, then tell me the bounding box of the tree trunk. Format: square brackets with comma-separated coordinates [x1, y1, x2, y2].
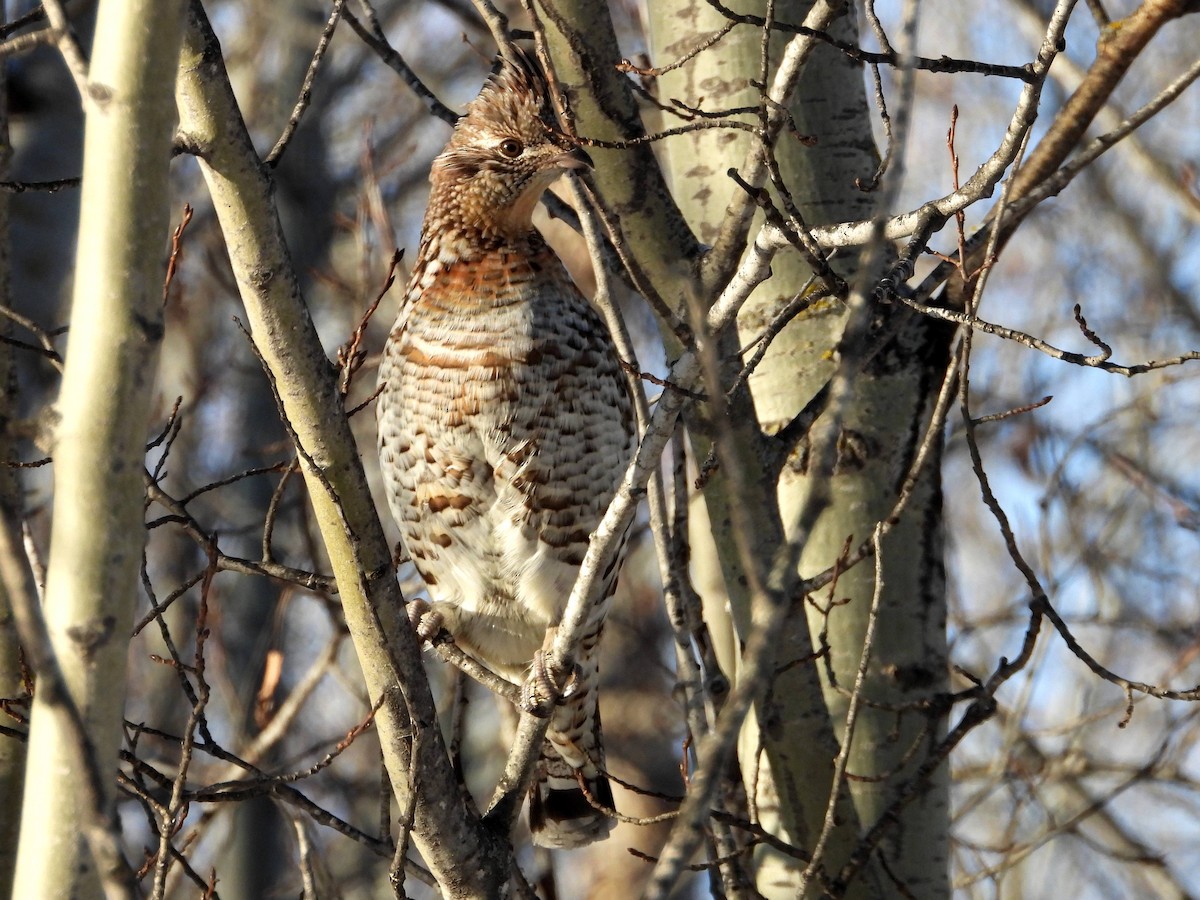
[12, 0, 186, 896]
[174, 6, 512, 895]
[646, 2, 950, 895]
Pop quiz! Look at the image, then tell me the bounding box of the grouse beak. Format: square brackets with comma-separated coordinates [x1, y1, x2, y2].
[555, 145, 594, 171]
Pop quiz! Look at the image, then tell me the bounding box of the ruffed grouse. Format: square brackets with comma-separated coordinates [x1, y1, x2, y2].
[376, 51, 635, 849]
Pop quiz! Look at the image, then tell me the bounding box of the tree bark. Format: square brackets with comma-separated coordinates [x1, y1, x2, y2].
[12, 1, 185, 896]
[174, 5, 511, 896]
[645, 2, 950, 895]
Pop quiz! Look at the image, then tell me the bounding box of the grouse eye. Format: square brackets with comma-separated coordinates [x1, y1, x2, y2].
[498, 138, 524, 158]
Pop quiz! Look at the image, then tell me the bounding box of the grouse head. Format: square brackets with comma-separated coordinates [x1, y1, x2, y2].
[429, 49, 592, 238]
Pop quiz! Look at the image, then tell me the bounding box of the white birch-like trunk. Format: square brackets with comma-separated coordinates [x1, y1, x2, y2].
[12, 2, 185, 896]
[646, 2, 950, 896]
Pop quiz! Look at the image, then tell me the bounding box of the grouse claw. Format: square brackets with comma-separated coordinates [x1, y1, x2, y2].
[520, 650, 579, 717]
[406, 599, 443, 644]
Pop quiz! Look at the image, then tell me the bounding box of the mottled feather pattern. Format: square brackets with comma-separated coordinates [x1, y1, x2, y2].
[376, 50, 635, 848]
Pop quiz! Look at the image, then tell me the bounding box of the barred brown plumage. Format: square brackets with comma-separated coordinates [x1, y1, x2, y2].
[375, 50, 635, 849]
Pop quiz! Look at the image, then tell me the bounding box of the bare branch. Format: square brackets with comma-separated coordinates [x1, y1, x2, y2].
[266, 0, 348, 167]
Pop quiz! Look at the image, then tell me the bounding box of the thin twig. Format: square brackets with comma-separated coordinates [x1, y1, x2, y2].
[0, 176, 81, 192]
[896, 294, 1199, 376]
[616, 20, 739, 77]
[343, 8, 458, 125]
[702, 0, 1036, 82]
[798, 526, 888, 893]
[41, 0, 90, 100]
[267, 0, 347, 167]
[151, 545, 218, 898]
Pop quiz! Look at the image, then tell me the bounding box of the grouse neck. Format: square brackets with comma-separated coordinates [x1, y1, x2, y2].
[423, 163, 562, 253]
[418, 190, 549, 267]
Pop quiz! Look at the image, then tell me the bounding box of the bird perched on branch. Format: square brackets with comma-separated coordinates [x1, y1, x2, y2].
[376, 49, 635, 849]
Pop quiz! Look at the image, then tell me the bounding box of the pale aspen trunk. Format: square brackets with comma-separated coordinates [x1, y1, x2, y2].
[646, 2, 950, 896]
[12, 1, 186, 897]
